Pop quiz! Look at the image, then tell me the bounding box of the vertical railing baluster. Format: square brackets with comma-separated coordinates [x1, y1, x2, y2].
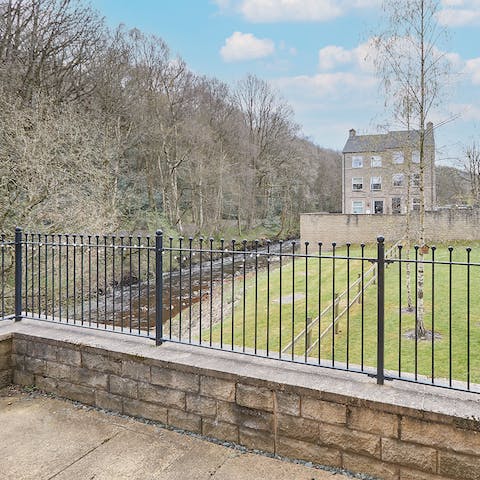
[254, 239, 258, 354]
[266, 239, 270, 356]
[155, 230, 163, 346]
[304, 241, 309, 363]
[80, 235, 84, 325]
[331, 242, 336, 367]
[137, 235, 141, 335]
[318, 242, 322, 365]
[88, 235, 92, 327]
[467, 246, 471, 390]
[14, 227, 22, 321]
[147, 235, 151, 337]
[189, 237, 193, 343]
[346, 242, 350, 369]
[279, 240, 283, 359]
[414, 245, 419, 381]
[376, 236, 385, 386]
[448, 246, 453, 387]
[398, 244, 402, 377]
[120, 236, 124, 332]
[199, 237, 204, 345]
[431, 246, 436, 384]
[209, 237, 213, 346]
[291, 240, 296, 361]
[242, 239, 247, 353]
[360, 243, 365, 371]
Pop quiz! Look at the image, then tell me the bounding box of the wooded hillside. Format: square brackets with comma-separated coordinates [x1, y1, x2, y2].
[0, 0, 341, 237]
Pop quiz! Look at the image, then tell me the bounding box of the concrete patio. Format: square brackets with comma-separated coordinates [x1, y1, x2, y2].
[0, 388, 354, 480]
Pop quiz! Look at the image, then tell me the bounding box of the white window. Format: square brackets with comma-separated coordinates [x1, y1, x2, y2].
[371, 155, 382, 167]
[412, 151, 420, 163]
[393, 151, 404, 164]
[412, 198, 421, 211]
[411, 173, 420, 187]
[352, 177, 363, 191]
[371, 176, 382, 191]
[352, 156, 363, 168]
[352, 201, 364, 214]
[392, 173, 404, 187]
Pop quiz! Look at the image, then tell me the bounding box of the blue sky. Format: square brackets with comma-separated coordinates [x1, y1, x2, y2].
[94, 0, 480, 165]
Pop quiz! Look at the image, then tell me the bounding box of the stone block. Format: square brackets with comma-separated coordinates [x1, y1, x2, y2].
[12, 339, 27, 355]
[318, 423, 381, 459]
[276, 391, 300, 416]
[11, 354, 23, 368]
[13, 369, 34, 386]
[122, 360, 150, 382]
[301, 397, 346, 425]
[202, 419, 238, 443]
[33, 342, 57, 361]
[217, 402, 273, 432]
[382, 438, 437, 473]
[123, 398, 168, 423]
[277, 414, 319, 443]
[35, 375, 58, 393]
[69, 367, 109, 390]
[401, 417, 480, 456]
[400, 467, 452, 480]
[200, 376, 235, 401]
[349, 406, 398, 438]
[151, 366, 199, 393]
[109, 375, 138, 398]
[24, 356, 46, 375]
[239, 427, 274, 453]
[0, 354, 11, 370]
[0, 369, 12, 387]
[57, 380, 95, 405]
[168, 408, 202, 433]
[438, 451, 480, 480]
[46, 361, 71, 380]
[0, 340, 11, 356]
[236, 383, 273, 412]
[82, 351, 121, 374]
[137, 382, 185, 409]
[343, 452, 399, 480]
[186, 394, 217, 417]
[56, 347, 82, 366]
[95, 390, 123, 412]
[276, 437, 342, 468]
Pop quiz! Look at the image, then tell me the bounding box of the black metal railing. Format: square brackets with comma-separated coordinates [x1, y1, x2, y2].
[2, 228, 480, 394]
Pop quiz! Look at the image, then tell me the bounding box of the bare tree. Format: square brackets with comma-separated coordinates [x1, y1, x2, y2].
[465, 142, 480, 205]
[374, 0, 450, 337]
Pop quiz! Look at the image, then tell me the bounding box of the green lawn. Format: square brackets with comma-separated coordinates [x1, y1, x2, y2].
[201, 242, 480, 384]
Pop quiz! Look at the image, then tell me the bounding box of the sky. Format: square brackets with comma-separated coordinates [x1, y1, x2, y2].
[94, 0, 480, 166]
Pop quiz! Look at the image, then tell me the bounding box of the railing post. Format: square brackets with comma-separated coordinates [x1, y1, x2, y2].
[155, 230, 163, 345]
[14, 227, 22, 322]
[376, 236, 385, 385]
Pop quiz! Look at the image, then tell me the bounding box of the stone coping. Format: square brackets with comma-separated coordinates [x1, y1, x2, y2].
[1, 318, 479, 424]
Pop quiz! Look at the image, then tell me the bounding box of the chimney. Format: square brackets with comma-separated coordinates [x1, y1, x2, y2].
[349, 128, 356, 138]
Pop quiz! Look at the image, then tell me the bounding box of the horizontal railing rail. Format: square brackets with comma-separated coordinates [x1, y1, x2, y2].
[1, 228, 479, 394]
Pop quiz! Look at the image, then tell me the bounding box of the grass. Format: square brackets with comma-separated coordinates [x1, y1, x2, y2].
[200, 242, 480, 385]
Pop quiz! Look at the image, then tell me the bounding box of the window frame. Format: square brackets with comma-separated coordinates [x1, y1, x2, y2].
[352, 176, 364, 191]
[352, 155, 364, 168]
[370, 155, 382, 167]
[370, 176, 382, 191]
[412, 150, 420, 164]
[352, 200, 364, 214]
[392, 151, 404, 164]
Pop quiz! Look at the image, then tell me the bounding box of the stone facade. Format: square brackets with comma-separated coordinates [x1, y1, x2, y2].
[1, 323, 480, 480]
[301, 209, 480, 248]
[342, 125, 436, 215]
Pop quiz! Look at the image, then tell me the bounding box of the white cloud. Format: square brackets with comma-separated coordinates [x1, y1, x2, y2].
[438, 0, 480, 26]
[239, 0, 342, 22]
[449, 103, 480, 121]
[220, 32, 275, 62]
[465, 57, 480, 84]
[318, 39, 376, 73]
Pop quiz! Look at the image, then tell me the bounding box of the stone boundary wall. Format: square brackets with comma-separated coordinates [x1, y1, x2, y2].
[301, 210, 480, 248]
[1, 324, 480, 480]
[0, 334, 12, 387]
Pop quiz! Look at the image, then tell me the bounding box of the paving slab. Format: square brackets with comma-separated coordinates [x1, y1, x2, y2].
[0, 389, 352, 480]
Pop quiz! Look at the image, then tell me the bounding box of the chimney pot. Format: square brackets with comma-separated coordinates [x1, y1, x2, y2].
[349, 128, 356, 138]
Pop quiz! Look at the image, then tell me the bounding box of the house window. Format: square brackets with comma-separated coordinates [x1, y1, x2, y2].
[411, 173, 420, 187]
[352, 177, 363, 191]
[352, 156, 363, 168]
[393, 151, 404, 164]
[371, 176, 382, 191]
[352, 201, 364, 214]
[392, 173, 404, 187]
[374, 200, 384, 214]
[412, 150, 420, 163]
[371, 155, 382, 167]
[392, 197, 402, 214]
[412, 198, 421, 211]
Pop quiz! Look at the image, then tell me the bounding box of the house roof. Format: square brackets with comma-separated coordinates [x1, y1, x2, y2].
[342, 128, 435, 154]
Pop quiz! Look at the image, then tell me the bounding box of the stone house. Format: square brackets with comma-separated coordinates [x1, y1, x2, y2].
[341, 123, 436, 215]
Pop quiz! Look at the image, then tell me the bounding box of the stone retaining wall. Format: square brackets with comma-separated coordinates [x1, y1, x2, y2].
[0, 334, 12, 387]
[1, 328, 478, 480]
[301, 210, 480, 248]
